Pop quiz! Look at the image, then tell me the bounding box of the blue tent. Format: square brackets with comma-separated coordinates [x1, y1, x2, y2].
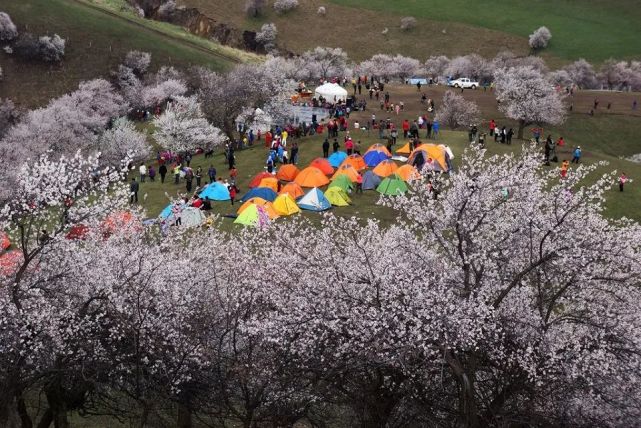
[240, 187, 278, 202]
[328, 151, 348, 168]
[362, 170, 382, 191]
[363, 150, 390, 167]
[159, 204, 173, 219]
[199, 182, 231, 201]
[297, 187, 331, 212]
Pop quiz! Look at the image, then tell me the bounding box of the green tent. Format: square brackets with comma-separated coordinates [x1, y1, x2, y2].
[376, 174, 409, 196]
[325, 187, 352, 206]
[234, 204, 272, 227]
[329, 174, 354, 192]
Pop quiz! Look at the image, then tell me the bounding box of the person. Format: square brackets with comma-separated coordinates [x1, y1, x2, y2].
[195, 166, 202, 187]
[184, 153, 192, 167]
[185, 170, 193, 193]
[291, 141, 299, 165]
[172, 202, 182, 226]
[332, 139, 340, 153]
[390, 128, 397, 146]
[416, 81, 422, 92]
[159, 164, 167, 183]
[173, 165, 181, 184]
[478, 132, 486, 148]
[426, 120, 433, 139]
[633, 100, 638, 110]
[500, 126, 507, 144]
[402, 119, 410, 138]
[322, 138, 330, 158]
[129, 178, 139, 203]
[208, 165, 217, 183]
[557, 136, 565, 147]
[267, 156, 274, 174]
[229, 184, 237, 205]
[594, 98, 599, 110]
[228, 149, 235, 170]
[229, 166, 238, 185]
[561, 160, 570, 178]
[148, 165, 156, 182]
[432, 120, 440, 139]
[355, 176, 363, 193]
[345, 139, 354, 155]
[619, 172, 627, 191]
[489, 119, 496, 136]
[355, 140, 362, 155]
[506, 128, 514, 145]
[532, 127, 541, 144]
[139, 163, 147, 182]
[572, 146, 582, 164]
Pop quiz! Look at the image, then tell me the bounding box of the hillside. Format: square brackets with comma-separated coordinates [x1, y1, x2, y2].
[0, 0, 255, 107]
[180, 0, 641, 64]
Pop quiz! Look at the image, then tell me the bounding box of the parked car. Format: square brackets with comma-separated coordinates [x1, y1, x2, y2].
[406, 76, 429, 85]
[448, 77, 479, 89]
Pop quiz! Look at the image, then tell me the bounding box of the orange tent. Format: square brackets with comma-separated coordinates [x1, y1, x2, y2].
[0, 250, 23, 276]
[310, 158, 335, 175]
[1, 231, 10, 251]
[102, 211, 140, 236]
[276, 164, 300, 181]
[258, 177, 279, 192]
[237, 197, 279, 219]
[373, 159, 399, 177]
[279, 182, 305, 199]
[396, 142, 412, 155]
[365, 143, 392, 157]
[408, 144, 448, 171]
[294, 167, 330, 188]
[396, 164, 421, 181]
[332, 164, 362, 183]
[249, 172, 274, 188]
[340, 154, 367, 171]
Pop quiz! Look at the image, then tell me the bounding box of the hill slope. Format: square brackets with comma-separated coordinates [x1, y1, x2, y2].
[0, 0, 254, 106]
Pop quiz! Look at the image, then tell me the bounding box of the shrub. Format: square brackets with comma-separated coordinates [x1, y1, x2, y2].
[273, 0, 299, 14]
[245, 0, 266, 17]
[0, 11, 18, 41]
[317, 6, 326, 16]
[38, 34, 65, 62]
[528, 26, 552, 51]
[13, 33, 40, 60]
[400, 16, 417, 31]
[124, 50, 151, 75]
[157, 0, 176, 19]
[256, 23, 277, 50]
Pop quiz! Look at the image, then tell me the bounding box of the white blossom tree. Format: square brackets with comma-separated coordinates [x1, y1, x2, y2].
[153, 96, 225, 152]
[563, 58, 599, 89]
[141, 78, 187, 108]
[97, 117, 150, 167]
[255, 23, 278, 51]
[494, 66, 566, 139]
[273, 0, 299, 14]
[124, 50, 151, 76]
[0, 11, 18, 41]
[435, 90, 481, 129]
[38, 34, 66, 62]
[300, 47, 349, 81]
[424, 55, 450, 81]
[400, 16, 417, 31]
[528, 26, 552, 52]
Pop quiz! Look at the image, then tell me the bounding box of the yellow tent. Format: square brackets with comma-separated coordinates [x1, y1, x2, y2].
[272, 193, 300, 216]
[237, 198, 279, 219]
[396, 142, 412, 155]
[325, 187, 351, 207]
[408, 144, 448, 171]
[332, 164, 362, 183]
[258, 177, 279, 192]
[396, 164, 421, 181]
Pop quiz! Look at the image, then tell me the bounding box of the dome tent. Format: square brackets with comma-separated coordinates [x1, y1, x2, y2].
[314, 83, 348, 103]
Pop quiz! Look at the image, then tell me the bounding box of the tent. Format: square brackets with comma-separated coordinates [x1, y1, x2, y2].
[341, 154, 367, 171]
[237, 197, 270, 214]
[273, 193, 301, 216]
[279, 182, 305, 199]
[294, 166, 330, 188]
[396, 142, 413, 155]
[200, 182, 231, 201]
[325, 187, 351, 207]
[362, 170, 382, 190]
[249, 172, 275, 188]
[396, 164, 421, 182]
[310, 158, 335, 175]
[276, 164, 300, 181]
[159, 204, 174, 219]
[240, 187, 278, 202]
[66, 224, 90, 240]
[258, 177, 279, 192]
[314, 82, 348, 103]
[329, 174, 354, 192]
[180, 207, 206, 227]
[373, 159, 399, 178]
[377, 175, 409, 195]
[332, 164, 362, 183]
[298, 188, 331, 212]
[328, 151, 348, 168]
[234, 204, 274, 227]
[1, 231, 10, 251]
[101, 211, 140, 237]
[363, 150, 390, 167]
[407, 144, 449, 171]
[365, 143, 392, 157]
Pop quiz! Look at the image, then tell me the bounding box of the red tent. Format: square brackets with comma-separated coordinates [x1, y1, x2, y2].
[249, 172, 274, 188]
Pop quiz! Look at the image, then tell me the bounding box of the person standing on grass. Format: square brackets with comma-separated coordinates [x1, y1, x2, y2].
[402, 119, 410, 138]
[333, 139, 340, 153]
[129, 178, 139, 204]
[507, 128, 514, 145]
[229, 185, 237, 205]
[619, 172, 627, 191]
[572, 146, 582, 164]
[148, 165, 156, 182]
[195, 166, 202, 187]
[185, 169, 193, 193]
[173, 164, 181, 184]
[139, 163, 147, 183]
[291, 142, 299, 165]
[159, 164, 167, 183]
[561, 160, 570, 178]
[323, 138, 330, 158]
[489, 119, 496, 136]
[208, 165, 216, 184]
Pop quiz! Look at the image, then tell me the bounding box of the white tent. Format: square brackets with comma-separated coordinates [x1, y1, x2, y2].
[180, 207, 206, 228]
[314, 83, 348, 103]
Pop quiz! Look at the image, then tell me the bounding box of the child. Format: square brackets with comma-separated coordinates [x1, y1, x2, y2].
[561, 160, 570, 178]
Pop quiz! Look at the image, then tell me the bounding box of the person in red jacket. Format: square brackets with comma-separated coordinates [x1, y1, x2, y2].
[402, 119, 410, 138]
[265, 130, 272, 148]
[229, 185, 237, 205]
[489, 119, 496, 136]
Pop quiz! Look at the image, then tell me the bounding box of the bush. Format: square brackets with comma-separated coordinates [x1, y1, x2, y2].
[0, 11, 18, 41]
[157, 0, 176, 19]
[38, 34, 65, 62]
[124, 50, 151, 75]
[317, 6, 326, 16]
[13, 33, 40, 60]
[245, 0, 266, 17]
[528, 26, 552, 51]
[273, 0, 299, 14]
[400, 16, 417, 31]
[256, 23, 277, 50]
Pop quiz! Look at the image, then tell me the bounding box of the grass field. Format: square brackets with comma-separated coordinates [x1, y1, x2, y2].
[0, 0, 251, 106]
[129, 84, 641, 229]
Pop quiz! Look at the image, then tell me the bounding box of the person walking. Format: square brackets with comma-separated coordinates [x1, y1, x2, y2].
[173, 165, 181, 184]
[229, 185, 237, 205]
[129, 178, 139, 204]
[571, 146, 582, 164]
[291, 142, 299, 165]
[332, 139, 340, 153]
[148, 165, 156, 182]
[139, 163, 147, 182]
[208, 165, 217, 184]
[322, 138, 330, 158]
[489, 119, 496, 136]
[159, 164, 167, 183]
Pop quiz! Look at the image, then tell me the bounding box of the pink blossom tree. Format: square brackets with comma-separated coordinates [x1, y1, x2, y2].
[436, 90, 481, 129]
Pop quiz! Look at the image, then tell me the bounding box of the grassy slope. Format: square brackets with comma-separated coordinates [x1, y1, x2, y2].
[0, 0, 246, 106]
[330, 0, 641, 62]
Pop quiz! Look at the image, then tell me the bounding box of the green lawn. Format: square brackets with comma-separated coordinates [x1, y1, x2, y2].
[0, 0, 241, 106]
[329, 0, 641, 62]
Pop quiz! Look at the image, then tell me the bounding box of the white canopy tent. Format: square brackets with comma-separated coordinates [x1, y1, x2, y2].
[314, 83, 348, 103]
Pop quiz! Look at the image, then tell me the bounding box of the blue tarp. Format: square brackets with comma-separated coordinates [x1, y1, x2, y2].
[199, 182, 231, 201]
[159, 204, 173, 219]
[240, 187, 278, 202]
[363, 150, 390, 167]
[328, 151, 348, 168]
[362, 170, 382, 191]
[297, 188, 331, 212]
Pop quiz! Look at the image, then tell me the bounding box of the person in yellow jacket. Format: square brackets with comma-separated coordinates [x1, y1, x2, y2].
[173, 165, 181, 184]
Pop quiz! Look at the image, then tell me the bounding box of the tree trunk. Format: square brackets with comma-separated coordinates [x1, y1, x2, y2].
[16, 393, 32, 428]
[517, 119, 526, 140]
[176, 402, 192, 428]
[35, 409, 52, 428]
